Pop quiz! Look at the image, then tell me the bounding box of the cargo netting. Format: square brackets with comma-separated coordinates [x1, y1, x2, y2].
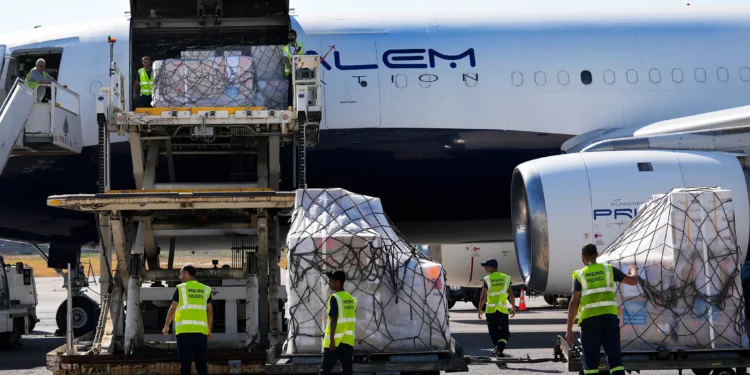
[598, 187, 749, 351]
[283, 188, 451, 354]
[151, 46, 288, 109]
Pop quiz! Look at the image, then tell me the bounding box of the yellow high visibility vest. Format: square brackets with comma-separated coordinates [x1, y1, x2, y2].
[323, 291, 357, 348]
[573, 263, 618, 325]
[175, 280, 211, 335]
[484, 272, 511, 314]
[138, 68, 154, 96]
[25, 69, 49, 89]
[283, 42, 305, 77]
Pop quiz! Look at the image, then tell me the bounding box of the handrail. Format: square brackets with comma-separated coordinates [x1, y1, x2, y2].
[0, 78, 25, 116]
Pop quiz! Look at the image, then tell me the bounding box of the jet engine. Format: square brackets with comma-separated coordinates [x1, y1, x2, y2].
[511, 150, 750, 295]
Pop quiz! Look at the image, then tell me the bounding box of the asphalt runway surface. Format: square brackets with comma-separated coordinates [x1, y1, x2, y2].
[0, 277, 684, 374]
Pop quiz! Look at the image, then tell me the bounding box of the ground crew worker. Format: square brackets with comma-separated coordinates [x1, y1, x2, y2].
[25, 58, 66, 102]
[320, 270, 357, 375]
[477, 258, 515, 357]
[283, 29, 304, 107]
[133, 56, 153, 108]
[162, 264, 213, 375]
[565, 244, 639, 375]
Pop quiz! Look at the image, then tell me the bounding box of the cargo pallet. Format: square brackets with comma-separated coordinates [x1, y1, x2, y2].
[44, 32, 469, 375]
[556, 335, 750, 375]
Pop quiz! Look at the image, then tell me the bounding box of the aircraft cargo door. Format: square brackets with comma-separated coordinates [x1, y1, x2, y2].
[321, 41, 381, 129]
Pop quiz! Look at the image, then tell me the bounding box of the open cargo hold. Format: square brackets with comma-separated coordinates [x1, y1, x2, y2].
[283, 188, 452, 354]
[129, 0, 290, 109]
[598, 187, 748, 351]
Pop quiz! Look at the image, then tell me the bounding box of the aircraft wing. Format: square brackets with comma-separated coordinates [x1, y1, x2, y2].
[562, 105, 750, 154]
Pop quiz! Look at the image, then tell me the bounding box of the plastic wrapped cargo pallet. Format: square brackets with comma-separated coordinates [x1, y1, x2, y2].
[284, 188, 451, 354]
[599, 187, 748, 351]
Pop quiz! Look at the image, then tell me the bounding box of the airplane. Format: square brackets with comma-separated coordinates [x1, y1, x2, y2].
[2, 0, 750, 312]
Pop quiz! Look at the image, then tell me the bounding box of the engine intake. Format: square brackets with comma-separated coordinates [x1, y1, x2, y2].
[511, 150, 749, 295]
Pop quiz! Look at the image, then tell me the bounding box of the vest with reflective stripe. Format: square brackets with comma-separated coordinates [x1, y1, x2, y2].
[138, 68, 154, 96]
[484, 272, 511, 314]
[323, 291, 357, 348]
[283, 42, 305, 77]
[574, 263, 617, 325]
[25, 69, 49, 89]
[175, 280, 211, 335]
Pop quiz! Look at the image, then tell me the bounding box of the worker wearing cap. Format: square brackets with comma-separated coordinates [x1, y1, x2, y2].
[566, 244, 639, 375]
[320, 270, 357, 375]
[478, 258, 515, 357]
[25, 58, 66, 102]
[283, 29, 304, 107]
[133, 56, 153, 108]
[162, 264, 213, 375]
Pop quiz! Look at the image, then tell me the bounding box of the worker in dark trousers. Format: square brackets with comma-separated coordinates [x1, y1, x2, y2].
[320, 270, 358, 375]
[566, 244, 639, 375]
[133, 55, 154, 109]
[162, 264, 213, 375]
[283, 29, 304, 109]
[477, 258, 515, 357]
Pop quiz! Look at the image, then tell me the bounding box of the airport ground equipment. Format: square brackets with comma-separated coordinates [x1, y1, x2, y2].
[44, 27, 470, 373]
[0, 255, 39, 349]
[556, 335, 750, 375]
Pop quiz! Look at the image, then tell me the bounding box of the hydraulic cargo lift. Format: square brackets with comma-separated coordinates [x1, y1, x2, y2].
[44, 35, 322, 373]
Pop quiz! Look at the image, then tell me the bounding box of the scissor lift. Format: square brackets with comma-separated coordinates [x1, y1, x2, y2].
[45, 36, 322, 374]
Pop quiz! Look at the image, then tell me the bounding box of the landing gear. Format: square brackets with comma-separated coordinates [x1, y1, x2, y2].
[544, 294, 556, 305]
[56, 295, 99, 337]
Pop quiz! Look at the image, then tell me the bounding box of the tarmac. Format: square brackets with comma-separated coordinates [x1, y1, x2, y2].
[0, 277, 678, 375]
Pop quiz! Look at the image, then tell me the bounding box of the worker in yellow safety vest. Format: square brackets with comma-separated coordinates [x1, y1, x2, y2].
[478, 258, 515, 357]
[163, 264, 213, 375]
[25, 58, 66, 102]
[132, 55, 153, 108]
[320, 269, 357, 375]
[283, 29, 304, 108]
[566, 243, 639, 375]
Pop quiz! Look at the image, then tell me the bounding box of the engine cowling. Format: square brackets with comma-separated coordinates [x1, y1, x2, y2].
[511, 150, 749, 295]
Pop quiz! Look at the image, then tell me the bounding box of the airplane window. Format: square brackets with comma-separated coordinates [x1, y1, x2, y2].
[558, 71, 569, 85]
[512, 72, 523, 86]
[672, 68, 684, 83]
[741, 67, 750, 82]
[626, 69, 638, 84]
[535, 71, 546, 86]
[649, 69, 661, 83]
[717, 67, 729, 82]
[603, 70, 615, 84]
[695, 68, 706, 82]
[580, 70, 592, 85]
[638, 162, 653, 172]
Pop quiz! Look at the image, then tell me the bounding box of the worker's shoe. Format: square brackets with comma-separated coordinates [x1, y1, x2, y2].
[493, 347, 504, 357]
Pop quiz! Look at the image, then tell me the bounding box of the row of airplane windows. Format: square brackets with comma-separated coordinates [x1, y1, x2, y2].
[510, 67, 750, 86]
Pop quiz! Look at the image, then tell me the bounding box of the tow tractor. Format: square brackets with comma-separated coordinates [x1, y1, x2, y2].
[0, 255, 38, 349]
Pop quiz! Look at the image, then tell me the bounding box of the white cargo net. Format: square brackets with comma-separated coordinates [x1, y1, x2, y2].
[598, 187, 748, 351]
[151, 46, 288, 109]
[284, 189, 451, 354]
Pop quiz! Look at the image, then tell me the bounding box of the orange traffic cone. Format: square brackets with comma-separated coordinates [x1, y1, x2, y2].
[519, 289, 527, 311]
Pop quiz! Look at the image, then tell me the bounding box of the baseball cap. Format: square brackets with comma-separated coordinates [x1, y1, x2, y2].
[325, 269, 347, 282]
[480, 258, 498, 268]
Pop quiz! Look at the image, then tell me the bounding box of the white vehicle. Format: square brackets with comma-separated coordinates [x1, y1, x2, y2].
[0, 255, 38, 349]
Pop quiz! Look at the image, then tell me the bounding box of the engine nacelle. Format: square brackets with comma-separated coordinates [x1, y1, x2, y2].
[511, 150, 750, 295]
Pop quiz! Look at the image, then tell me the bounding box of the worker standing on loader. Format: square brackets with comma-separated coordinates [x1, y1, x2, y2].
[320, 270, 358, 375]
[566, 243, 639, 375]
[133, 55, 154, 108]
[283, 29, 304, 108]
[477, 258, 515, 357]
[162, 264, 214, 375]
